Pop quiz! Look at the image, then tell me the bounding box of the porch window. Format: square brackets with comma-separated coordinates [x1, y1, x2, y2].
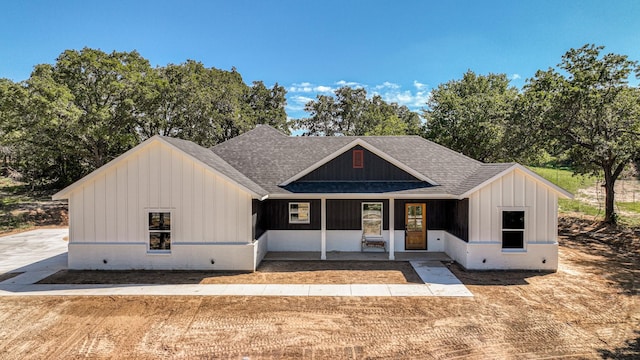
[148, 212, 171, 251]
[289, 202, 310, 224]
[502, 210, 525, 249]
[362, 202, 382, 236]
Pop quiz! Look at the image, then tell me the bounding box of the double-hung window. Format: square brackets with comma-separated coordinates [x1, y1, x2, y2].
[502, 210, 525, 249]
[149, 212, 171, 251]
[289, 202, 310, 224]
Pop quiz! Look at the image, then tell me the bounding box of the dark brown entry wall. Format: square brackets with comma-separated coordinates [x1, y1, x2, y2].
[393, 199, 469, 242]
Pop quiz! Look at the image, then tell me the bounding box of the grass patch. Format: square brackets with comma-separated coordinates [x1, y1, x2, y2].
[527, 166, 597, 194]
[529, 167, 640, 227]
[617, 202, 640, 213]
[0, 178, 32, 232]
[559, 199, 601, 216]
[0, 176, 68, 233]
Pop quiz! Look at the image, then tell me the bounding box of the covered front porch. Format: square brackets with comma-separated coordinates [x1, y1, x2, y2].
[263, 251, 452, 262]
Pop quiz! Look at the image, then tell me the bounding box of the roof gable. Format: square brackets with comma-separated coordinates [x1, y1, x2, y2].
[279, 139, 438, 186]
[457, 164, 573, 199]
[53, 136, 267, 200]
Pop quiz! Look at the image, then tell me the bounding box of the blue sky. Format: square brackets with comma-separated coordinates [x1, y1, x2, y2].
[2, 0, 639, 119]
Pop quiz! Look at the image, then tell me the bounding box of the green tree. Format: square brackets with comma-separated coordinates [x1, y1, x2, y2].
[293, 86, 421, 136]
[522, 44, 640, 224]
[245, 81, 289, 134]
[52, 47, 152, 168]
[0, 66, 83, 186]
[1, 48, 289, 188]
[138, 62, 289, 146]
[422, 70, 518, 162]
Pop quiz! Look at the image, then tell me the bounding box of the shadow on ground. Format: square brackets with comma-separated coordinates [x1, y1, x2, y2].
[600, 330, 640, 359]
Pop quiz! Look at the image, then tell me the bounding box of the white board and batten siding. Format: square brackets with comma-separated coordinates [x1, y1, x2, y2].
[66, 140, 256, 270]
[452, 167, 560, 270]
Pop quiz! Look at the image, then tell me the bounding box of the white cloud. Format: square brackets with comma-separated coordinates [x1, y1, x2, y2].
[374, 81, 400, 90]
[288, 82, 335, 94]
[286, 80, 431, 115]
[314, 85, 333, 93]
[286, 95, 315, 112]
[335, 80, 363, 87]
[377, 89, 430, 109]
[413, 80, 427, 90]
[510, 73, 521, 80]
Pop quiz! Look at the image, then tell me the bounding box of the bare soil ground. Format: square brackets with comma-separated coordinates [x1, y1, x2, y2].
[0, 177, 68, 235]
[0, 215, 638, 359]
[39, 261, 423, 285]
[577, 178, 640, 219]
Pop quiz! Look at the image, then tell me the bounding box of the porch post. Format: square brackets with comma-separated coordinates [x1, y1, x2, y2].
[389, 198, 395, 260]
[321, 197, 327, 260]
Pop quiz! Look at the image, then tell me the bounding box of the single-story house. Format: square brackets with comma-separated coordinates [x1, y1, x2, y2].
[53, 125, 571, 271]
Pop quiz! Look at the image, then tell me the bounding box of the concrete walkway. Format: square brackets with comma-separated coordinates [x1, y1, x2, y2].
[0, 229, 472, 297]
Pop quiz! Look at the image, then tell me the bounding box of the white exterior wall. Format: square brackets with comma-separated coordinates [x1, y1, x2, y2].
[469, 168, 558, 244]
[68, 242, 259, 270]
[444, 232, 469, 268]
[266, 230, 321, 251]
[463, 168, 559, 270]
[327, 231, 362, 252]
[67, 141, 255, 270]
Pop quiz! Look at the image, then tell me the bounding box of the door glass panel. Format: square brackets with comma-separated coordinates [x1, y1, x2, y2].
[406, 205, 423, 231]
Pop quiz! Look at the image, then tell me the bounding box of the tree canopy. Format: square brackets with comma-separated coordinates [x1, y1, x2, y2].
[0, 48, 288, 187]
[422, 70, 519, 163]
[292, 86, 421, 136]
[519, 44, 640, 224]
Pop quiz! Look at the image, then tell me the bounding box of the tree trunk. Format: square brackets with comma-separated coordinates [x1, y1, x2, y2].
[603, 167, 616, 224]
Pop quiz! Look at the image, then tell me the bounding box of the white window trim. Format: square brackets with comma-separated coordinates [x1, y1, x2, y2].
[289, 202, 311, 224]
[499, 207, 527, 252]
[362, 202, 383, 237]
[147, 210, 172, 254]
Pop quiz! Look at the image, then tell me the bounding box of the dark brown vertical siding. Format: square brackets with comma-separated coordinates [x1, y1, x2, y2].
[252, 199, 266, 239]
[394, 199, 469, 242]
[262, 199, 321, 230]
[299, 145, 418, 182]
[448, 198, 469, 241]
[326, 199, 389, 230]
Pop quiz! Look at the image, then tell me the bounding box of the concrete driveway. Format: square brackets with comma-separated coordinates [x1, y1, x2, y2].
[0, 228, 69, 284]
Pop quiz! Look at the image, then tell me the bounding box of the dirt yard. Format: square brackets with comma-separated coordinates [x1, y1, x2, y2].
[0, 216, 638, 359]
[39, 261, 423, 285]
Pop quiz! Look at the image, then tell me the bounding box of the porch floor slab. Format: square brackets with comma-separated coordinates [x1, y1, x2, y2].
[263, 251, 452, 262]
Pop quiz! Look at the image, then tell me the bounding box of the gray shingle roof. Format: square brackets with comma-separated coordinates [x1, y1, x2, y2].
[160, 136, 269, 196]
[206, 125, 515, 197]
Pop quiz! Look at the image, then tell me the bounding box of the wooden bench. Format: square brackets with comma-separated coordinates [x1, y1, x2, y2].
[361, 234, 387, 252]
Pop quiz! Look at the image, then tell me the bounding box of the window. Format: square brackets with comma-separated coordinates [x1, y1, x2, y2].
[362, 202, 383, 236]
[353, 150, 364, 168]
[289, 202, 310, 224]
[149, 212, 171, 251]
[502, 211, 525, 249]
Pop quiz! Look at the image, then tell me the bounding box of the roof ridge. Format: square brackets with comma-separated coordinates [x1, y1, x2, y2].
[416, 136, 484, 165]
